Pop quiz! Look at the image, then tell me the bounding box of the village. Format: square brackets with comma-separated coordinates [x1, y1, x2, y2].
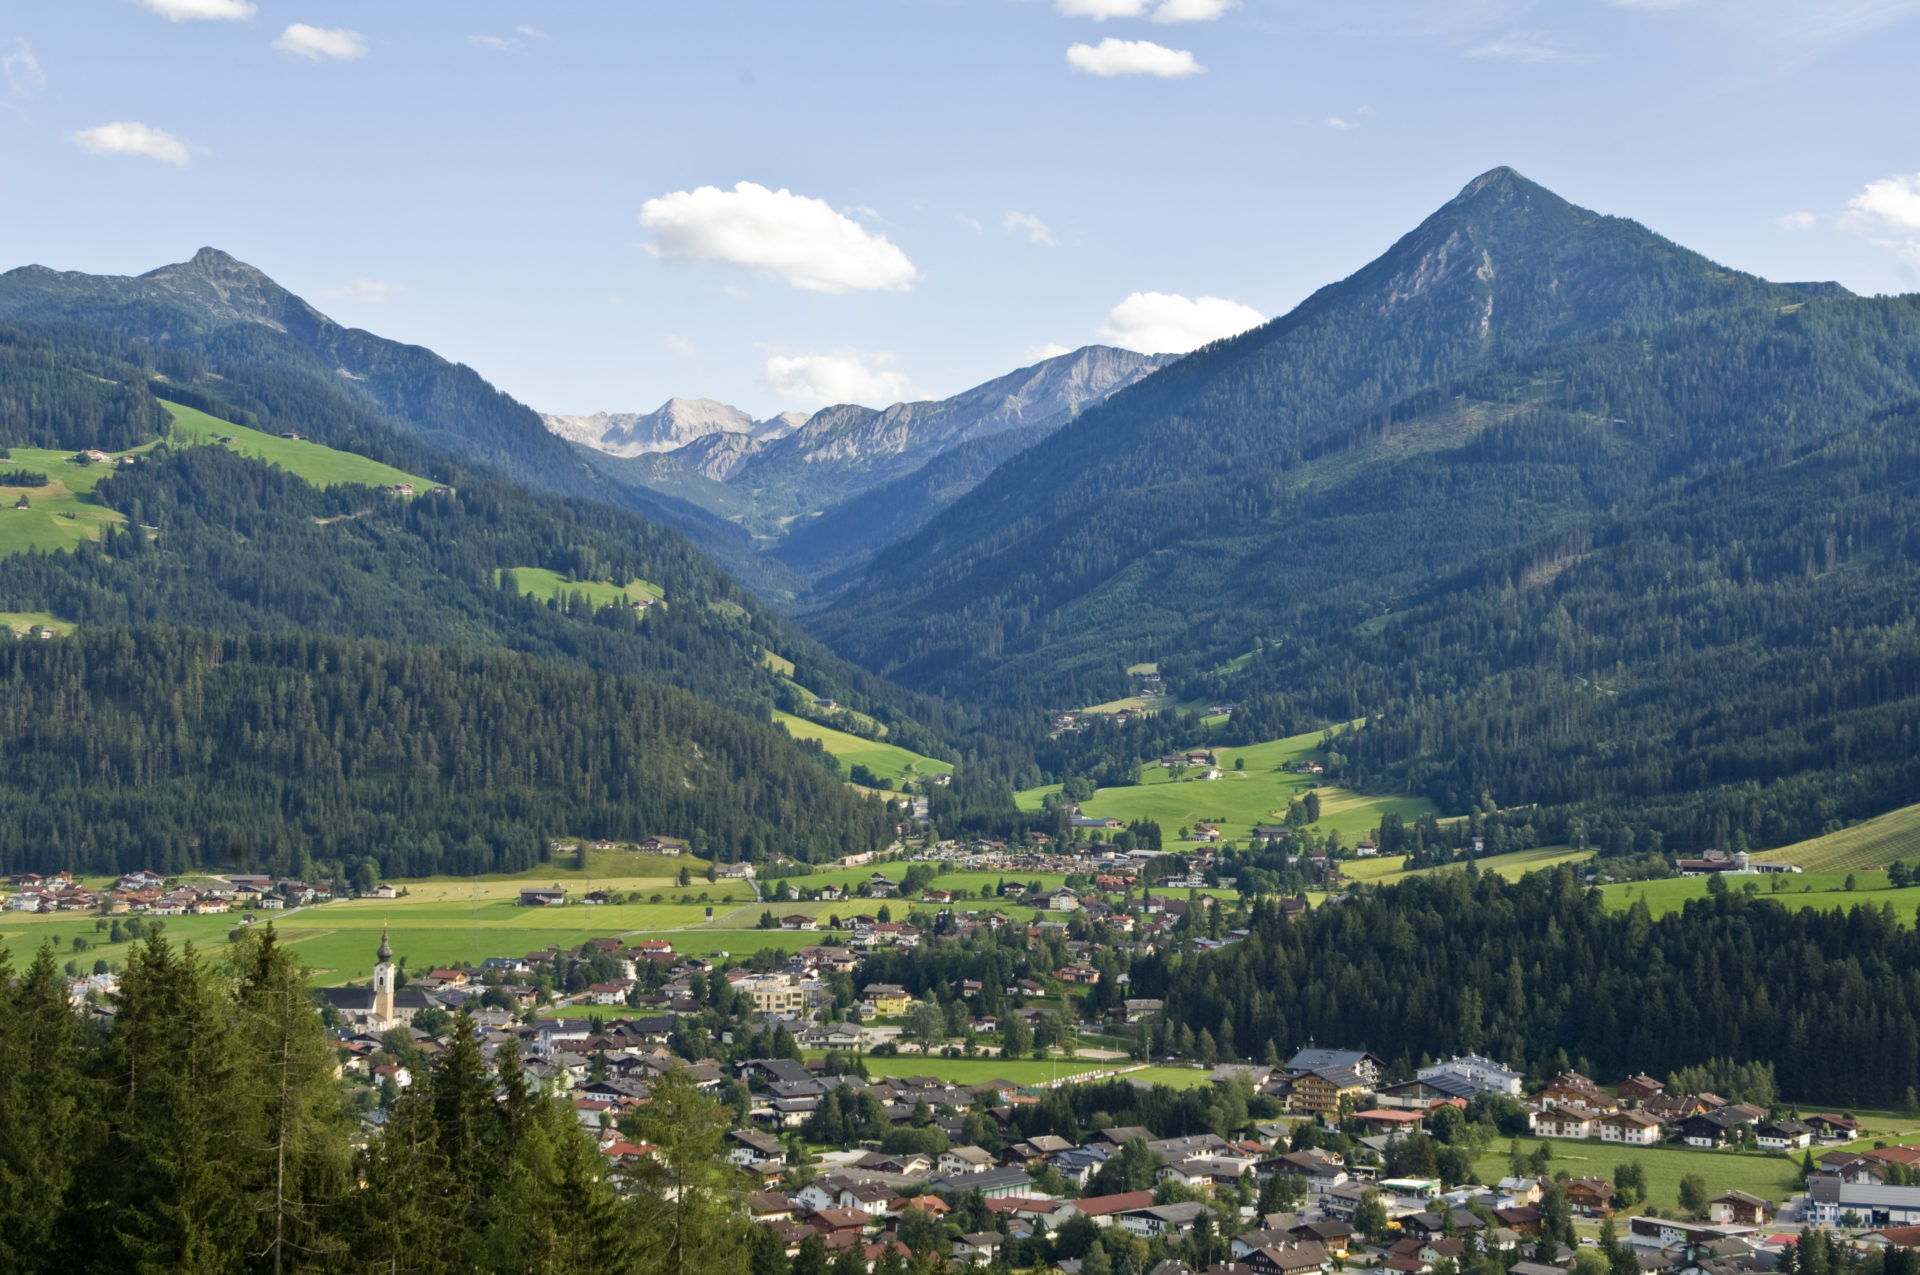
[278, 905, 1920, 1275]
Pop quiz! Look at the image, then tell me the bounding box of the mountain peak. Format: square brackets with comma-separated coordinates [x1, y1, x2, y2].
[132, 247, 330, 338]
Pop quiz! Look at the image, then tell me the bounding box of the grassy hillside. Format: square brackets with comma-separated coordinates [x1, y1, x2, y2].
[1600, 868, 1920, 921]
[1051, 727, 1434, 844]
[0, 443, 149, 554]
[1768, 803, 1920, 870]
[494, 566, 665, 609]
[163, 400, 434, 491]
[774, 710, 953, 786]
[1342, 844, 1586, 886]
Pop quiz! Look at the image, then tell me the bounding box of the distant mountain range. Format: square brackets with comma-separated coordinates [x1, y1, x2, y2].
[543, 399, 809, 458]
[547, 344, 1174, 575]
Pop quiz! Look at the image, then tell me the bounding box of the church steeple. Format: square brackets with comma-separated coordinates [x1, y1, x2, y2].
[372, 927, 396, 1028]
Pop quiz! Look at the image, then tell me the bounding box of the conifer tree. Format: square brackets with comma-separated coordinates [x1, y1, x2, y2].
[628, 1066, 745, 1275]
[0, 943, 85, 1275]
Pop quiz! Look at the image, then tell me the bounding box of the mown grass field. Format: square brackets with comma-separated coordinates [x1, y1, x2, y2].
[1342, 845, 1587, 886]
[492, 566, 664, 608]
[1471, 1141, 1804, 1217]
[1600, 869, 1920, 921]
[773, 866, 1069, 898]
[0, 610, 76, 636]
[0, 444, 149, 555]
[799, 1055, 1198, 1089]
[163, 401, 435, 491]
[1769, 802, 1920, 871]
[773, 712, 953, 786]
[1060, 727, 1434, 845]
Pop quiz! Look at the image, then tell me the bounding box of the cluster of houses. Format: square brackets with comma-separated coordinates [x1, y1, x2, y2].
[719, 1050, 1893, 1275]
[4, 869, 341, 915]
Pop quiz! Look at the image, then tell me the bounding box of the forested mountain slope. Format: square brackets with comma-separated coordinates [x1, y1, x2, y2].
[0, 628, 895, 878]
[0, 313, 970, 875]
[812, 167, 1920, 854]
[819, 168, 1898, 701]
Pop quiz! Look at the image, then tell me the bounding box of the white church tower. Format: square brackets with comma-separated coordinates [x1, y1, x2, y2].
[372, 927, 395, 1029]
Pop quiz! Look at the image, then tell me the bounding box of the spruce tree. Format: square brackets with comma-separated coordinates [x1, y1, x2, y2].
[0, 943, 84, 1275]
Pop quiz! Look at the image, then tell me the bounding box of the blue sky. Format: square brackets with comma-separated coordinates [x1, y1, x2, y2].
[4, 1, 1920, 418]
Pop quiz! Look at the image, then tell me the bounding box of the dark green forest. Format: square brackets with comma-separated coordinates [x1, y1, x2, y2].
[1128, 866, 1920, 1108]
[0, 627, 898, 876]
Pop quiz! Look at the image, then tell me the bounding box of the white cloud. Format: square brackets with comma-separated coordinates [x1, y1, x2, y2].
[1098, 291, 1263, 354]
[1325, 115, 1357, 129]
[516, 25, 549, 39]
[1056, 0, 1234, 19]
[1778, 211, 1819, 231]
[1002, 211, 1057, 246]
[1850, 172, 1920, 232]
[666, 335, 696, 358]
[1147, 0, 1235, 20]
[5, 41, 44, 97]
[639, 181, 918, 294]
[1067, 37, 1205, 76]
[1058, 0, 1148, 15]
[1026, 343, 1075, 362]
[132, 0, 256, 19]
[958, 214, 983, 234]
[1465, 30, 1582, 61]
[469, 34, 530, 52]
[274, 25, 368, 61]
[764, 350, 913, 408]
[323, 278, 402, 303]
[72, 121, 190, 166]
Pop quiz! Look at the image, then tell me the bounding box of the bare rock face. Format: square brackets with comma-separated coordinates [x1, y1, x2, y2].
[542, 398, 803, 457]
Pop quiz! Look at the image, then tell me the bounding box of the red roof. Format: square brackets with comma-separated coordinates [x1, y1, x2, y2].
[1069, 1190, 1156, 1217]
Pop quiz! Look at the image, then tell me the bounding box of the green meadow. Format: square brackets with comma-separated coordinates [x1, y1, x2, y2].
[163, 401, 436, 491]
[1049, 726, 1435, 846]
[773, 711, 953, 786]
[0, 610, 77, 637]
[0, 443, 152, 555]
[1767, 802, 1920, 871]
[493, 566, 664, 608]
[1470, 1142, 1801, 1219]
[1342, 844, 1587, 886]
[1601, 869, 1920, 921]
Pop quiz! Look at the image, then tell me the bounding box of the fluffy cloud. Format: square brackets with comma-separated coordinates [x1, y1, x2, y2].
[1850, 172, 1920, 232]
[323, 278, 402, 303]
[764, 350, 913, 408]
[1003, 211, 1057, 246]
[5, 41, 45, 97]
[1097, 291, 1263, 354]
[1067, 38, 1205, 76]
[133, 0, 256, 19]
[665, 335, 696, 358]
[274, 25, 368, 60]
[469, 35, 519, 52]
[1026, 343, 1075, 362]
[639, 182, 917, 294]
[1056, 0, 1234, 20]
[1325, 115, 1358, 130]
[1778, 211, 1819, 231]
[72, 121, 190, 166]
